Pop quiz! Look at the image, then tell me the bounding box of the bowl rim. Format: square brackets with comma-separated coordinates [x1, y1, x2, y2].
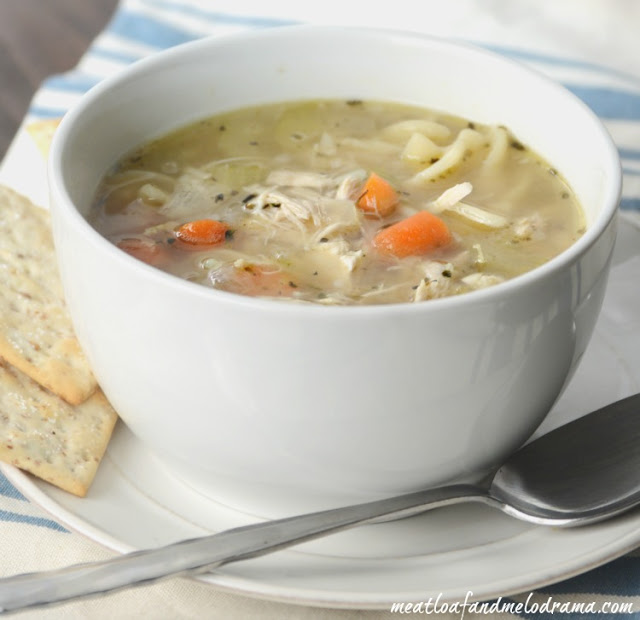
[48, 24, 623, 317]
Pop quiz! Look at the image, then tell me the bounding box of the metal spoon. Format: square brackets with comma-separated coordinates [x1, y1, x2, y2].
[1, 392, 639, 613]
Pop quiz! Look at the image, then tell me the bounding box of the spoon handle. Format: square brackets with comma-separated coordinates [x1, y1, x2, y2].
[0, 484, 481, 612]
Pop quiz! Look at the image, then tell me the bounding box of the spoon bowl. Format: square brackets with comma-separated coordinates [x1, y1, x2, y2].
[489, 392, 640, 524]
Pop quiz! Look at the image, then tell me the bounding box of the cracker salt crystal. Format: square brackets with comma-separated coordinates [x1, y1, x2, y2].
[0, 360, 118, 497]
[0, 185, 97, 404]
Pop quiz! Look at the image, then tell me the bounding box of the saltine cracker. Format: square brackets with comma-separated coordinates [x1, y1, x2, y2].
[0, 360, 117, 496]
[0, 185, 97, 404]
[25, 118, 61, 158]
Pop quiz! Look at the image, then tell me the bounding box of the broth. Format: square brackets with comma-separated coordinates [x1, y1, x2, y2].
[90, 99, 585, 305]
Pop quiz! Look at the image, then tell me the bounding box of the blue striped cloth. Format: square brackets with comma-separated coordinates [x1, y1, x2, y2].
[2, 1, 640, 617]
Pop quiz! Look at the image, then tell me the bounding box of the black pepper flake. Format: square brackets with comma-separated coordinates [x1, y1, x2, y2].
[346, 99, 363, 106]
[468, 122, 476, 129]
[225, 229, 235, 240]
[219, 125, 226, 131]
[215, 193, 225, 202]
[167, 237, 176, 245]
[319, 237, 329, 243]
[288, 281, 298, 288]
[430, 157, 440, 164]
[561, 191, 570, 199]
[510, 140, 525, 151]
[313, 271, 319, 276]
[442, 269, 452, 278]
[317, 292, 327, 299]
[242, 193, 258, 203]
[249, 141, 258, 146]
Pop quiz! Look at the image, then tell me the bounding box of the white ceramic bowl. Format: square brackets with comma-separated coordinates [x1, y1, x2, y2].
[49, 26, 621, 517]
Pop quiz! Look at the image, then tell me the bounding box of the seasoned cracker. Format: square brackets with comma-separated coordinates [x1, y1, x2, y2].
[0, 360, 118, 496]
[25, 118, 61, 158]
[0, 185, 97, 404]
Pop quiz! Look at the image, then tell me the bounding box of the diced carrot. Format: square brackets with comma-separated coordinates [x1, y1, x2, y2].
[116, 237, 167, 266]
[372, 211, 452, 258]
[174, 219, 229, 247]
[356, 173, 399, 217]
[225, 264, 297, 298]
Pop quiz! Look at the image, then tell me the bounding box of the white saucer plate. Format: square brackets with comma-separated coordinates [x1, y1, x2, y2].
[2, 213, 640, 610]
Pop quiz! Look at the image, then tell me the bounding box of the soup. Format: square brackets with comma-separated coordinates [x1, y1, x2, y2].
[90, 99, 585, 305]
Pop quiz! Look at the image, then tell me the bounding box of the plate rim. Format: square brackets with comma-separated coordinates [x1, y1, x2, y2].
[4, 457, 640, 609]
